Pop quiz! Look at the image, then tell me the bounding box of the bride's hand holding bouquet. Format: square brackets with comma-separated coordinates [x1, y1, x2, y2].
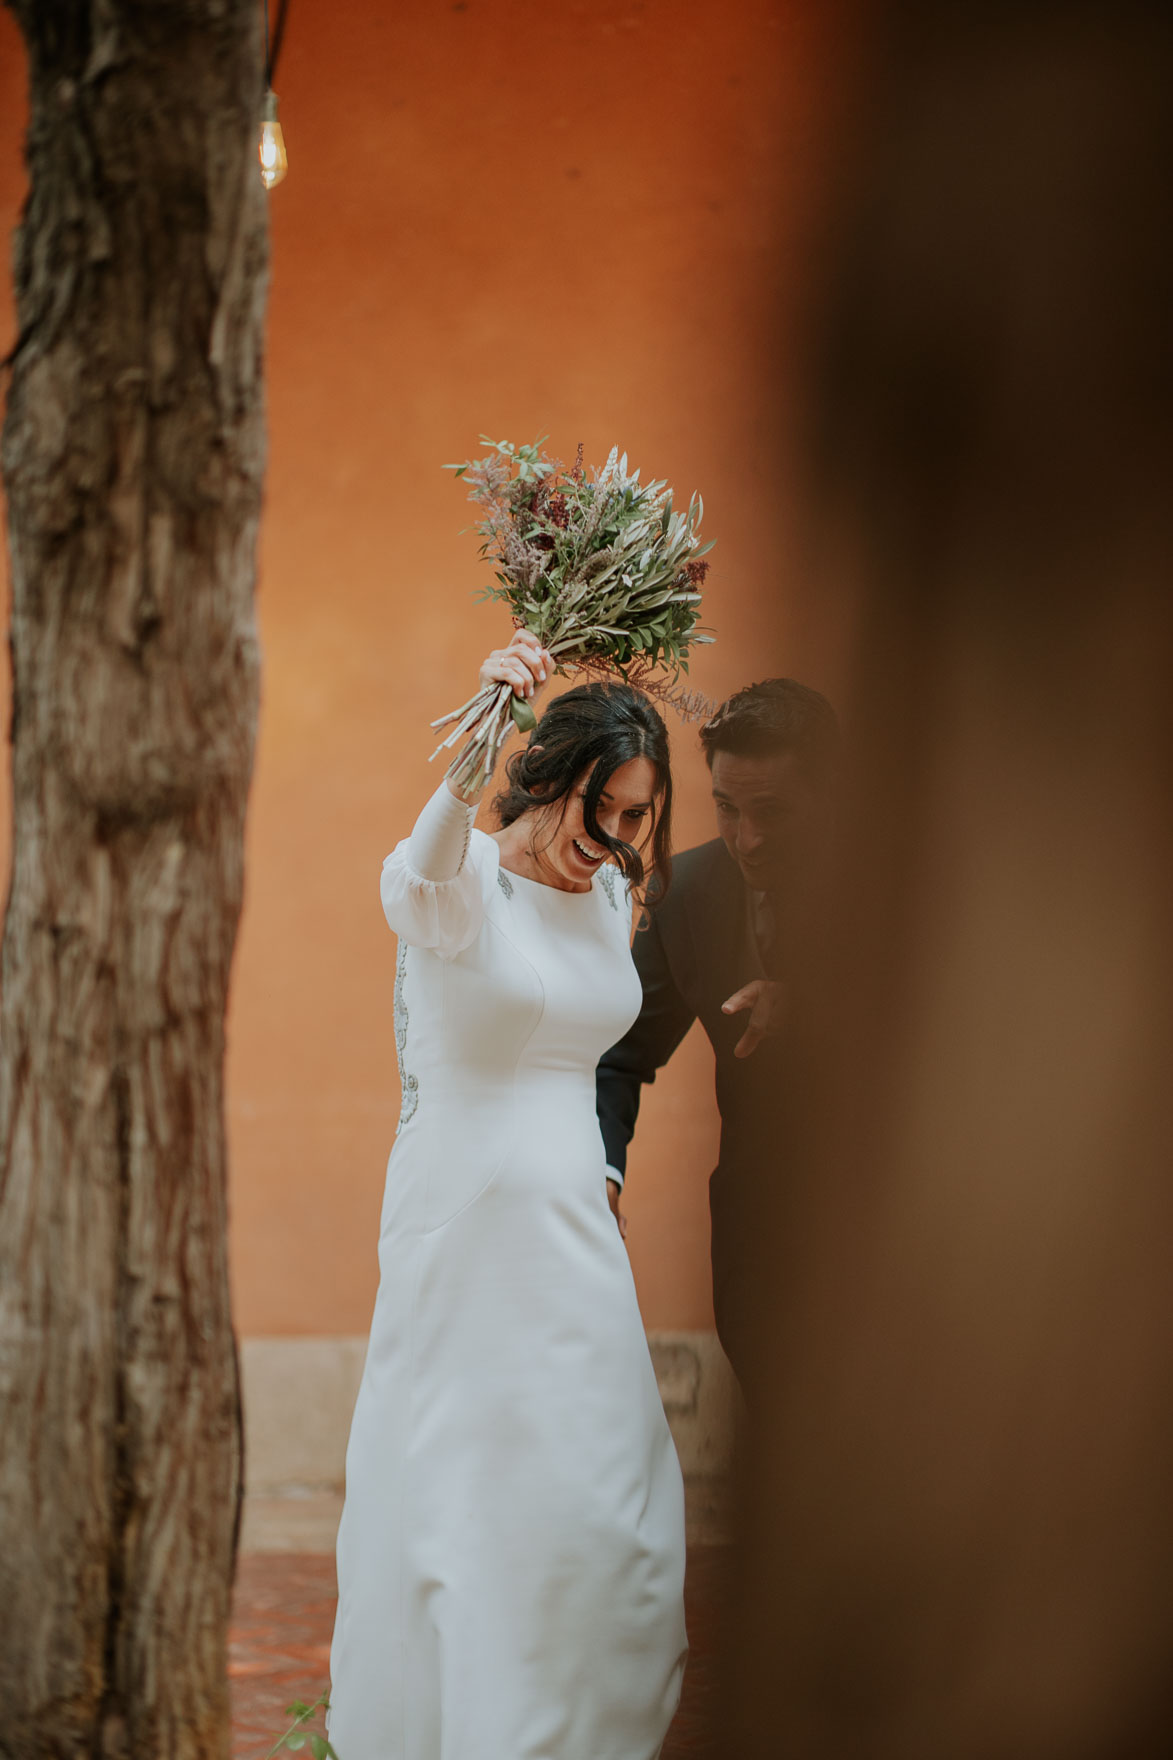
[450, 630, 554, 803]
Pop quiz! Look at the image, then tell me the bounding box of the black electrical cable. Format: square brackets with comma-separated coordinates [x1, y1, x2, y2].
[263, 0, 291, 87]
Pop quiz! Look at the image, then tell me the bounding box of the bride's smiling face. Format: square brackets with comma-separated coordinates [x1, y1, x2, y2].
[530, 756, 659, 892]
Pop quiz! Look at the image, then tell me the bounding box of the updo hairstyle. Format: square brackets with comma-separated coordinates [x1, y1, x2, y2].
[493, 681, 673, 894]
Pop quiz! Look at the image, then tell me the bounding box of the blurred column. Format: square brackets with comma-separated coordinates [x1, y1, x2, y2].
[731, 5, 1173, 1756]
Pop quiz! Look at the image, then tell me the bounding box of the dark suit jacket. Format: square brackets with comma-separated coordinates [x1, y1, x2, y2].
[596, 838, 775, 1372]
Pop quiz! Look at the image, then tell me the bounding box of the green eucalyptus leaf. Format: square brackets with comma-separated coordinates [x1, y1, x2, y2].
[510, 695, 538, 733]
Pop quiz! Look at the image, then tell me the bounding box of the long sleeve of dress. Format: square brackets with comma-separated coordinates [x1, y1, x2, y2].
[380, 782, 483, 957]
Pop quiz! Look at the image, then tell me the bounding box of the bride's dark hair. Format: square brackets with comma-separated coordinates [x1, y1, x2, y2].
[493, 681, 673, 894]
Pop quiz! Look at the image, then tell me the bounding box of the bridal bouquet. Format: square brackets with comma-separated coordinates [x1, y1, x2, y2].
[431, 437, 715, 794]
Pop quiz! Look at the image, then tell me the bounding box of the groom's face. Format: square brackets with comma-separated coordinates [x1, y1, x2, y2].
[709, 747, 825, 895]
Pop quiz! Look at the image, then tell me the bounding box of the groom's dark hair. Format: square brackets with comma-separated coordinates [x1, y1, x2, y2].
[699, 678, 840, 775]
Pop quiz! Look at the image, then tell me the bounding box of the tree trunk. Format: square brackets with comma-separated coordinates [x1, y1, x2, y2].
[0, 5, 266, 1756]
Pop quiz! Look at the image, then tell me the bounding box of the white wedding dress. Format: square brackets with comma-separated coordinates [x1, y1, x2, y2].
[329, 788, 687, 1760]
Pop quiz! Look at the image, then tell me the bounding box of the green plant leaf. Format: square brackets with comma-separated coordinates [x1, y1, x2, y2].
[510, 695, 538, 733]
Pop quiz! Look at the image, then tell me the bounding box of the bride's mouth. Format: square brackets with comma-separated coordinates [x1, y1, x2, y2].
[573, 838, 605, 867]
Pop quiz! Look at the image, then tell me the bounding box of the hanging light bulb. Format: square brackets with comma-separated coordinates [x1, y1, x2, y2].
[259, 88, 288, 190]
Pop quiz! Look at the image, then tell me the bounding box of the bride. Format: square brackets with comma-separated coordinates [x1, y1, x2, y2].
[329, 629, 688, 1759]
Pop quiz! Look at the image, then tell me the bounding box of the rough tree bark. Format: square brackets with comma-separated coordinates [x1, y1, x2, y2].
[0, 4, 266, 1756]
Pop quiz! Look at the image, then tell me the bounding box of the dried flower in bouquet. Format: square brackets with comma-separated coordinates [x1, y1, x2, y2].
[431, 437, 715, 793]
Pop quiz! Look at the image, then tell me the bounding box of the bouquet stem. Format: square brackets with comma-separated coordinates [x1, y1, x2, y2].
[429, 681, 515, 796]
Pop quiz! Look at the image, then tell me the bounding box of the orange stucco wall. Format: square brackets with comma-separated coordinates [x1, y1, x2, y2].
[1, 2, 846, 1336]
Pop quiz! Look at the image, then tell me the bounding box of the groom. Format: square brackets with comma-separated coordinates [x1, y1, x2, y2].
[595, 677, 840, 1383]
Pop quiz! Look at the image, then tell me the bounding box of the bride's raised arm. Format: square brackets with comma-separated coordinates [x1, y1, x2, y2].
[379, 631, 552, 955]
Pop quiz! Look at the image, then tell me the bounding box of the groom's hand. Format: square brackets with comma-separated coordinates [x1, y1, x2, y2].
[721, 980, 785, 1058]
[606, 1178, 628, 1240]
